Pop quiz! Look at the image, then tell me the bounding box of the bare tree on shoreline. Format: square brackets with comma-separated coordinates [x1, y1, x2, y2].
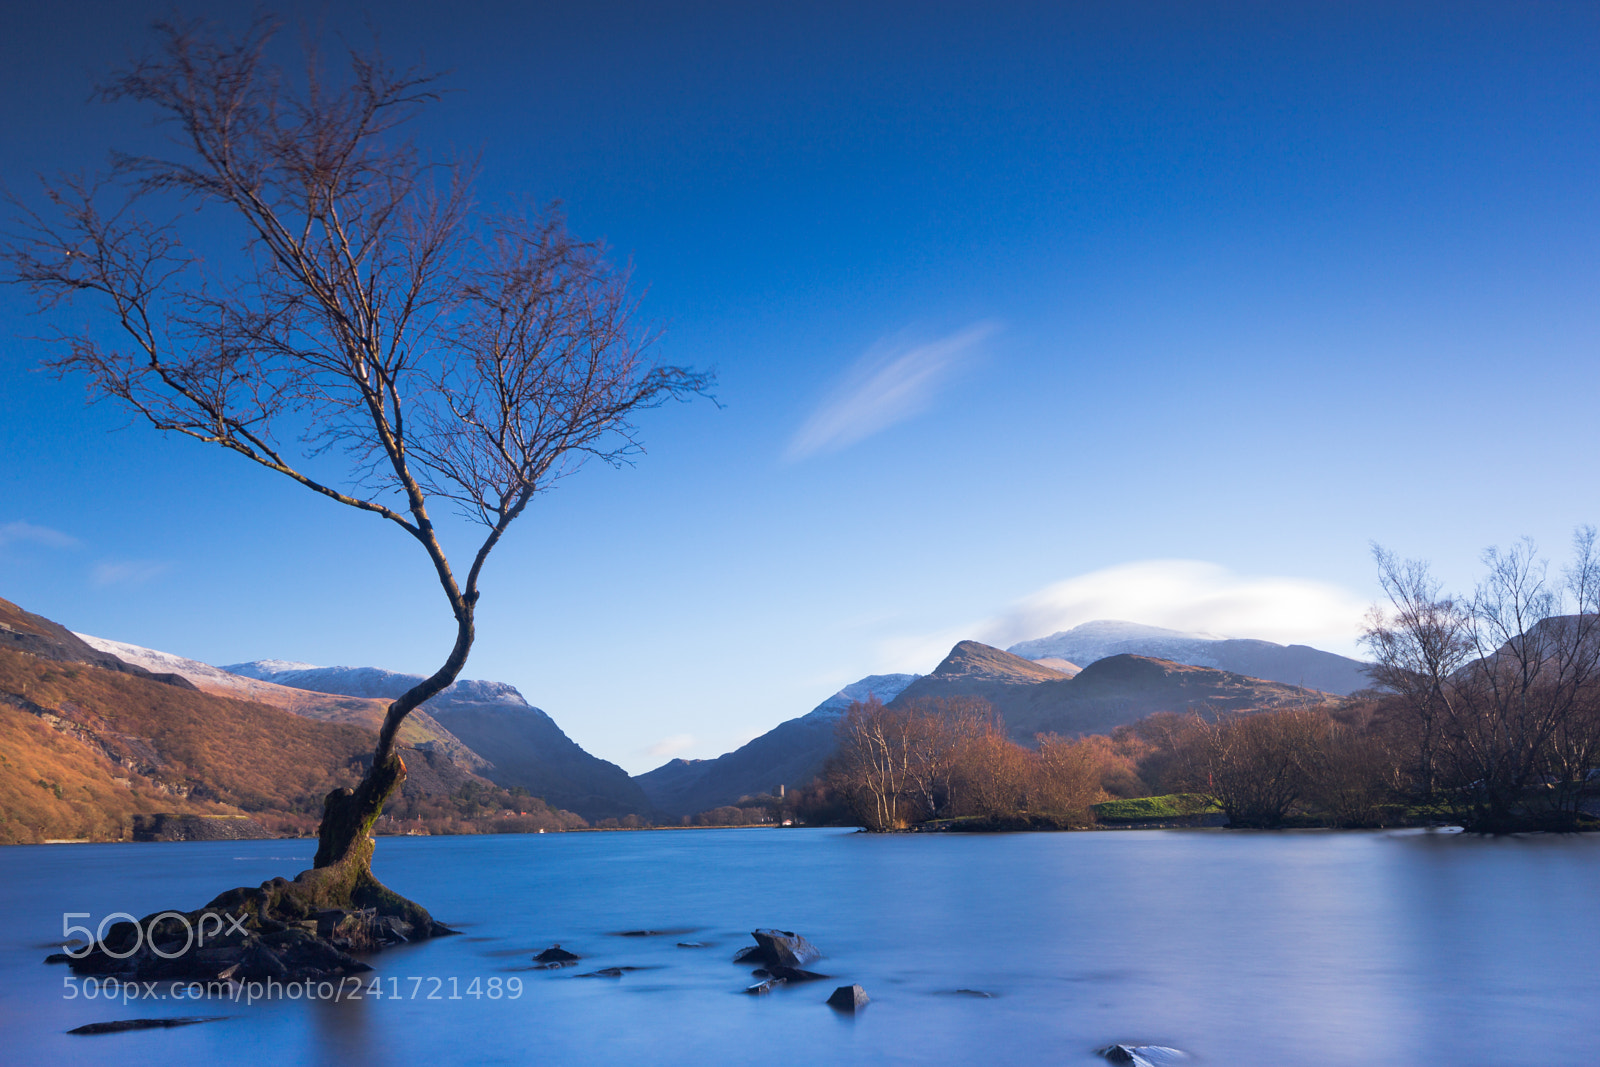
[1364, 532, 1600, 831]
[3, 16, 708, 922]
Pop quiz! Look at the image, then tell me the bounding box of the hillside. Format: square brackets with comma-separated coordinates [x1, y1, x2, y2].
[1007, 619, 1372, 695]
[0, 598, 591, 842]
[224, 660, 650, 821]
[0, 644, 378, 843]
[80, 635, 488, 773]
[895, 641, 1338, 742]
[636, 673, 919, 818]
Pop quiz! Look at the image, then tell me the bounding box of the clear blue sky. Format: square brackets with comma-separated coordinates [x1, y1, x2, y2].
[3, 2, 1597, 773]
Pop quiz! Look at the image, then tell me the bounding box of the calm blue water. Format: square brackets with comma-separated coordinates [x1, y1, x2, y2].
[1, 828, 1596, 1065]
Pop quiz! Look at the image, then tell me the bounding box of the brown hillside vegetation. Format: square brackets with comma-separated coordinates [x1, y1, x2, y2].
[0, 647, 372, 842]
[0, 647, 589, 842]
[0, 699, 229, 843]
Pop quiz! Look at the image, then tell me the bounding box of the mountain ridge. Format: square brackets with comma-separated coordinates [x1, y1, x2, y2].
[1007, 619, 1371, 696]
[220, 659, 650, 821]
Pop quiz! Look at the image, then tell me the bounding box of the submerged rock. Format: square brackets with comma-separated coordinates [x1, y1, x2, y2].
[826, 984, 870, 1012]
[1098, 1044, 1188, 1066]
[769, 964, 829, 983]
[744, 978, 786, 995]
[576, 967, 626, 978]
[535, 945, 581, 965]
[69, 1017, 226, 1035]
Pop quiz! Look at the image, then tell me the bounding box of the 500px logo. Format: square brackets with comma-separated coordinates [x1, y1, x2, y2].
[62, 911, 247, 959]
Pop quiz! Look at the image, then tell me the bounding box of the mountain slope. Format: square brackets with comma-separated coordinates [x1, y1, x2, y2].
[78, 635, 488, 773]
[2, 597, 197, 690]
[224, 660, 649, 821]
[1007, 620, 1372, 696]
[636, 673, 919, 818]
[0, 643, 382, 843]
[894, 641, 1337, 743]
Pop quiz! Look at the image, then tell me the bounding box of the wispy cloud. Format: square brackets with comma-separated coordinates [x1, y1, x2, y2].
[785, 321, 1000, 460]
[91, 560, 171, 588]
[878, 560, 1371, 671]
[0, 521, 80, 550]
[645, 733, 696, 759]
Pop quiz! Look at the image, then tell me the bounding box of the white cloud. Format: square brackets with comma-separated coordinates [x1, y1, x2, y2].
[0, 521, 80, 550]
[785, 321, 1000, 460]
[878, 559, 1371, 672]
[91, 560, 171, 588]
[644, 733, 696, 759]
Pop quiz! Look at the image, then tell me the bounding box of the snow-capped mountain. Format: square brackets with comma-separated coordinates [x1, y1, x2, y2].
[219, 658, 648, 819]
[222, 660, 527, 708]
[805, 673, 921, 719]
[1006, 620, 1371, 696]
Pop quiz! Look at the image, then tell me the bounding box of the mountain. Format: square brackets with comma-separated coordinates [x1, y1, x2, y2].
[1007, 619, 1372, 696]
[223, 660, 650, 821]
[0, 634, 422, 844]
[79, 636, 489, 774]
[0, 597, 596, 842]
[635, 673, 919, 818]
[894, 640, 1338, 743]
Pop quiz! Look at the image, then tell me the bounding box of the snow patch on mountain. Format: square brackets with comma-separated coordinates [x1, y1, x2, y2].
[1007, 620, 1230, 668]
[222, 660, 532, 709]
[75, 634, 283, 696]
[804, 673, 921, 720]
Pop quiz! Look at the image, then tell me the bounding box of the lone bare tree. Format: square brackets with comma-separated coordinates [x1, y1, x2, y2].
[3, 17, 707, 925]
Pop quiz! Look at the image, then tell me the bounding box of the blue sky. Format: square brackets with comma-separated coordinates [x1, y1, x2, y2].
[3, 2, 1598, 773]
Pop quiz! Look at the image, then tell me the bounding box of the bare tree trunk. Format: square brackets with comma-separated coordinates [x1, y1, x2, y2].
[292, 611, 476, 929]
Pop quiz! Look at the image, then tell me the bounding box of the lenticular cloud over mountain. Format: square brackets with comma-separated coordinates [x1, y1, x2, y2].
[986, 560, 1369, 656]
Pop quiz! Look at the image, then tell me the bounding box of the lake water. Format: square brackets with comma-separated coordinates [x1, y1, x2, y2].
[1, 828, 1595, 1065]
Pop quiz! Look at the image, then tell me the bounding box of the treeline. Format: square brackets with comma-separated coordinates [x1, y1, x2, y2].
[821, 697, 1106, 830]
[806, 689, 1595, 834]
[376, 781, 589, 835]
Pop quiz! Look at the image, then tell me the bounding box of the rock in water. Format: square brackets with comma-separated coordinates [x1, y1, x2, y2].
[69, 1017, 226, 1035]
[534, 945, 581, 965]
[749, 928, 821, 968]
[744, 978, 786, 995]
[827, 984, 870, 1012]
[1097, 1045, 1188, 1066]
[769, 964, 829, 983]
